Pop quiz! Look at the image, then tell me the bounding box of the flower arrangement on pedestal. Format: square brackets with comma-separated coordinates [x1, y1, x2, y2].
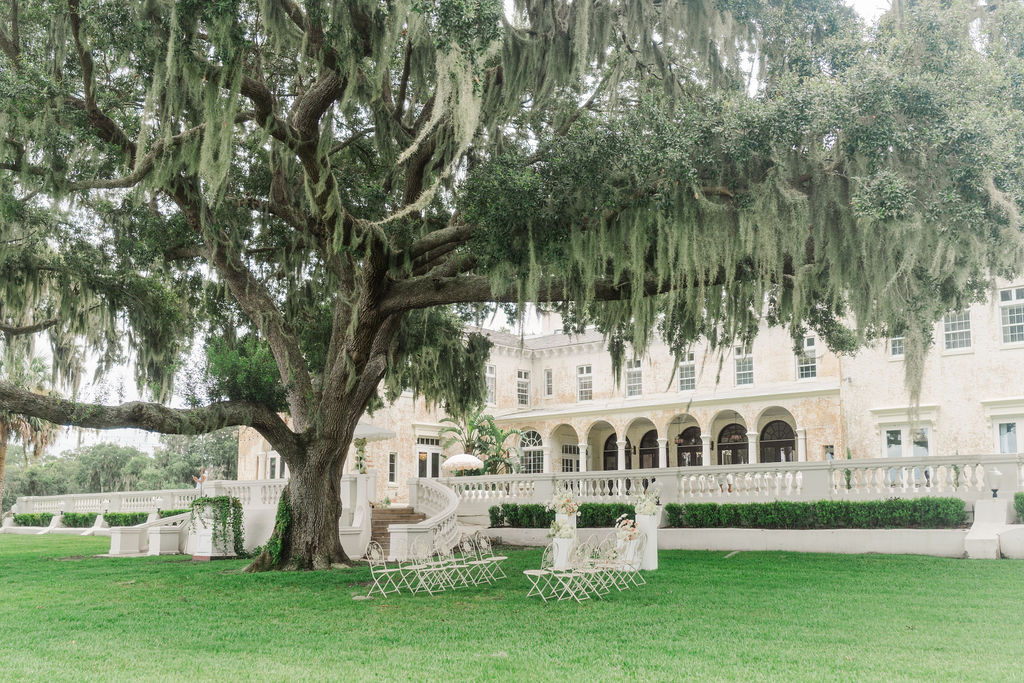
[615, 514, 639, 541]
[548, 519, 576, 539]
[633, 483, 661, 516]
[546, 488, 580, 516]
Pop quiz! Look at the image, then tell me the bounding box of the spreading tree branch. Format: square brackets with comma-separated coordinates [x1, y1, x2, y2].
[0, 381, 303, 461]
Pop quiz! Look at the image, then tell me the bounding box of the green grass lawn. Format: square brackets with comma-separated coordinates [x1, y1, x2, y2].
[1, 535, 1022, 681]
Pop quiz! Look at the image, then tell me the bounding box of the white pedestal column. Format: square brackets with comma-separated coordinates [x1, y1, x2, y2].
[795, 428, 808, 462]
[634, 511, 659, 570]
[552, 537, 574, 570]
[747, 431, 759, 464]
[556, 512, 577, 531]
[657, 438, 668, 468]
[701, 435, 712, 466]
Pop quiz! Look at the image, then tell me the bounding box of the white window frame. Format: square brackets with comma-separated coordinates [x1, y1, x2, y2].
[797, 337, 816, 379]
[999, 286, 1024, 346]
[889, 336, 905, 359]
[994, 419, 1022, 454]
[880, 425, 931, 459]
[388, 452, 398, 485]
[942, 311, 972, 351]
[544, 368, 553, 396]
[577, 365, 592, 402]
[517, 370, 530, 407]
[678, 352, 696, 392]
[625, 359, 643, 397]
[735, 345, 753, 386]
[520, 430, 544, 474]
[485, 364, 496, 405]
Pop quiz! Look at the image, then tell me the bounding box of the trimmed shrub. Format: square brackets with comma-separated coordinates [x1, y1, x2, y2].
[103, 512, 149, 527]
[578, 503, 633, 527]
[13, 513, 53, 527]
[666, 498, 966, 529]
[1016, 493, 1024, 524]
[62, 512, 99, 528]
[488, 505, 504, 528]
[159, 509, 191, 518]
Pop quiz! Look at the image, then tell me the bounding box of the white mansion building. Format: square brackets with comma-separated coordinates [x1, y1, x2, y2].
[239, 279, 1024, 504]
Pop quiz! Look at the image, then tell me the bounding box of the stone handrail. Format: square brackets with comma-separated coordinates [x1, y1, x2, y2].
[387, 477, 461, 561]
[439, 453, 1023, 511]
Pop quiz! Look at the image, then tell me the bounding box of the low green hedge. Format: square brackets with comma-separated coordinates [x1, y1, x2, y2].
[1016, 493, 1024, 523]
[489, 503, 635, 528]
[13, 513, 53, 527]
[664, 498, 966, 529]
[62, 512, 99, 528]
[159, 508, 191, 518]
[103, 512, 150, 527]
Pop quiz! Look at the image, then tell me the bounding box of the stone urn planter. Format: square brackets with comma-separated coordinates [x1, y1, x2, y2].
[188, 497, 242, 561]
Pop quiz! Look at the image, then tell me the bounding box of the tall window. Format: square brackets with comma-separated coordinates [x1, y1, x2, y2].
[517, 370, 530, 407]
[485, 364, 496, 404]
[520, 430, 544, 473]
[577, 365, 592, 401]
[735, 345, 753, 386]
[388, 452, 398, 484]
[998, 422, 1019, 454]
[759, 421, 795, 463]
[889, 336, 905, 358]
[883, 427, 929, 458]
[943, 311, 971, 350]
[1000, 287, 1024, 344]
[544, 368, 553, 396]
[797, 337, 816, 379]
[561, 444, 580, 472]
[625, 359, 643, 397]
[678, 352, 695, 391]
[675, 426, 701, 466]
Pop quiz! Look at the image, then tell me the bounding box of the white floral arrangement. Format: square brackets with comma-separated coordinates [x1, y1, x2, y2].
[546, 488, 579, 516]
[633, 483, 661, 516]
[615, 514, 639, 541]
[548, 519, 576, 539]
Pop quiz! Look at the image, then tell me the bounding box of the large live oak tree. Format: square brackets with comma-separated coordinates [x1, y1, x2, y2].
[0, 0, 1021, 569]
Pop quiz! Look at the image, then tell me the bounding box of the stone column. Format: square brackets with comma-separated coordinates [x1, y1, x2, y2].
[701, 435, 712, 466]
[616, 439, 627, 471]
[747, 431, 759, 464]
[796, 428, 808, 462]
[542, 445, 552, 474]
[657, 438, 668, 468]
[578, 444, 588, 473]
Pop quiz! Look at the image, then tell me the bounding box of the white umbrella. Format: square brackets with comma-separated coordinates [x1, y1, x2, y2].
[441, 453, 485, 472]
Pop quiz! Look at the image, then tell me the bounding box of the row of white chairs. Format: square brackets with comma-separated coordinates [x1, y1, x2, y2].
[523, 533, 647, 604]
[365, 532, 508, 598]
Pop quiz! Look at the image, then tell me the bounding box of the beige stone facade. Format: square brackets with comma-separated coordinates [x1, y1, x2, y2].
[238, 279, 1024, 503]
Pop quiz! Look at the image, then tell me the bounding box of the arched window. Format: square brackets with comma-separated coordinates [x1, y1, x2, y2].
[603, 434, 631, 470]
[675, 426, 702, 467]
[520, 430, 544, 474]
[760, 420, 795, 463]
[638, 430, 659, 469]
[717, 423, 748, 465]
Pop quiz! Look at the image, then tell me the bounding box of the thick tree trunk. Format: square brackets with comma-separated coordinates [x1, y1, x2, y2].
[0, 425, 8, 514]
[246, 424, 359, 571]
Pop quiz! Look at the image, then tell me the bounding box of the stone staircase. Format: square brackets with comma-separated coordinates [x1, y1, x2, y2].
[370, 507, 426, 558]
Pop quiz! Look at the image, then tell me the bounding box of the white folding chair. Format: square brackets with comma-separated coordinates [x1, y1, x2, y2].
[365, 541, 403, 598]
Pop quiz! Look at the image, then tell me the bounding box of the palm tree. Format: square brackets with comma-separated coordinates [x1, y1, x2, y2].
[439, 408, 521, 475]
[0, 355, 58, 511]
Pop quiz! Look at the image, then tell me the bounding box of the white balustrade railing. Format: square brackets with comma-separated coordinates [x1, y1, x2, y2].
[438, 453, 1023, 511]
[387, 477, 461, 561]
